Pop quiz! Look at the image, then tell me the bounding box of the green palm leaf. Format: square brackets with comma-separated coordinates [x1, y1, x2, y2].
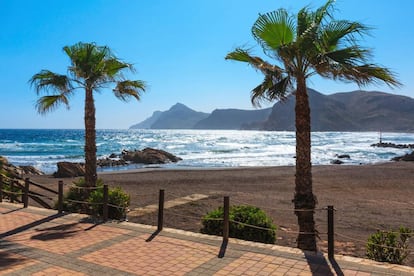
[35, 95, 70, 114]
[113, 80, 146, 101]
[252, 10, 295, 52]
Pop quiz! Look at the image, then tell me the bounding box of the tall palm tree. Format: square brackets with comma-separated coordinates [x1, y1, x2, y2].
[30, 42, 146, 188]
[226, 0, 400, 251]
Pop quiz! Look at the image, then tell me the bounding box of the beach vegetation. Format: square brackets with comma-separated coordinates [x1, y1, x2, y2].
[225, 0, 400, 251]
[201, 205, 276, 244]
[59, 178, 130, 220]
[29, 42, 146, 189]
[366, 227, 412, 264]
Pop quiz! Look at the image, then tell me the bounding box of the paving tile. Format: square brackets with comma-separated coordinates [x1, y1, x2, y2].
[30, 266, 87, 276]
[0, 249, 38, 275]
[215, 252, 321, 275]
[0, 210, 46, 233]
[6, 220, 130, 254]
[80, 234, 217, 275]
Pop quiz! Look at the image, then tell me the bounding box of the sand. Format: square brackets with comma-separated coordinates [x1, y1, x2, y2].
[28, 162, 414, 265]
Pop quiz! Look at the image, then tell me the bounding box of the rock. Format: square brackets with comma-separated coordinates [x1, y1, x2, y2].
[109, 153, 118, 158]
[330, 159, 344, 165]
[0, 156, 8, 166]
[97, 158, 127, 167]
[0, 156, 44, 178]
[371, 142, 414, 149]
[392, 151, 414, 162]
[54, 162, 85, 178]
[20, 166, 44, 175]
[122, 147, 182, 164]
[336, 154, 350, 159]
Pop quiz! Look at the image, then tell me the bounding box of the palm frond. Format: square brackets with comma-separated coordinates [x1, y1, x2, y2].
[35, 95, 70, 114]
[251, 75, 291, 107]
[29, 70, 72, 95]
[226, 48, 284, 76]
[320, 20, 370, 51]
[104, 58, 132, 79]
[113, 80, 146, 101]
[252, 9, 295, 52]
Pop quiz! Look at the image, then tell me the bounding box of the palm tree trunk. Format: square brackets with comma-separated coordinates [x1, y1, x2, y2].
[84, 86, 97, 188]
[294, 76, 317, 251]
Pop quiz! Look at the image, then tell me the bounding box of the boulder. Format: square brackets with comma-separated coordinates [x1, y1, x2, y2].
[336, 154, 350, 159]
[20, 166, 44, 175]
[54, 162, 85, 178]
[0, 156, 44, 178]
[97, 158, 127, 167]
[122, 147, 182, 164]
[330, 159, 344, 165]
[392, 151, 414, 162]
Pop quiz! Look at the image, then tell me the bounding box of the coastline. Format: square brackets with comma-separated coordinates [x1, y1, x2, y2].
[27, 162, 414, 265]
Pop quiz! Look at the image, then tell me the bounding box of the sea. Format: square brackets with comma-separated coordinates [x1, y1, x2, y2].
[0, 129, 413, 174]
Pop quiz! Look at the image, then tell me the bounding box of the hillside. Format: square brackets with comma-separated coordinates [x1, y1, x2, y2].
[263, 90, 414, 132]
[130, 103, 209, 129]
[194, 108, 271, 130]
[130, 90, 414, 132]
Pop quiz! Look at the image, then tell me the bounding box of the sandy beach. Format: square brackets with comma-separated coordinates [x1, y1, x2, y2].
[29, 162, 414, 265]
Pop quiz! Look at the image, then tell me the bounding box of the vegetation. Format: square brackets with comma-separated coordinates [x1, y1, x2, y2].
[29, 42, 146, 188]
[226, 0, 400, 250]
[366, 227, 412, 265]
[201, 205, 276, 244]
[60, 178, 130, 220]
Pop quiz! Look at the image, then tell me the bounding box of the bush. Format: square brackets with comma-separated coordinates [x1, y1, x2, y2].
[89, 186, 130, 220]
[59, 178, 129, 220]
[201, 205, 276, 244]
[366, 227, 412, 264]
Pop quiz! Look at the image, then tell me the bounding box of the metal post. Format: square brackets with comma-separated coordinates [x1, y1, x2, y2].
[23, 178, 30, 208]
[327, 205, 335, 259]
[103, 185, 109, 221]
[58, 181, 64, 214]
[157, 189, 165, 231]
[223, 196, 230, 242]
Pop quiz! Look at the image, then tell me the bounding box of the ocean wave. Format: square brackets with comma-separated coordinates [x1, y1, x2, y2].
[2, 129, 414, 173]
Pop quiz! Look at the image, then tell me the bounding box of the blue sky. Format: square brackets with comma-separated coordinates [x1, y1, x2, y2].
[0, 0, 412, 129]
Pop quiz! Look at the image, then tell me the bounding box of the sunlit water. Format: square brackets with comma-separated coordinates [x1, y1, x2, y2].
[0, 129, 413, 174]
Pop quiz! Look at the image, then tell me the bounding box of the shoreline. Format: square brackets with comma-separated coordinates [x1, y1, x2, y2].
[26, 161, 414, 265]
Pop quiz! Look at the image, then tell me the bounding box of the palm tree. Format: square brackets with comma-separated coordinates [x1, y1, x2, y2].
[226, 0, 400, 251]
[30, 42, 146, 188]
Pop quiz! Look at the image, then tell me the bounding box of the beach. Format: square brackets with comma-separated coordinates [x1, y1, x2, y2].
[29, 162, 414, 265]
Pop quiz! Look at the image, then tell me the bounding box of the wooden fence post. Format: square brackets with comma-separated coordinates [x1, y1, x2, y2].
[23, 178, 30, 208]
[103, 185, 108, 221]
[327, 205, 335, 259]
[223, 196, 230, 242]
[58, 181, 64, 214]
[10, 181, 15, 203]
[0, 175, 3, 203]
[157, 189, 165, 232]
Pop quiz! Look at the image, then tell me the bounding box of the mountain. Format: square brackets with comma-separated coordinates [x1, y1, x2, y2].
[130, 90, 414, 131]
[130, 103, 209, 129]
[262, 89, 414, 132]
[194, 108, 272, 130]
[129, 111, 162, 129]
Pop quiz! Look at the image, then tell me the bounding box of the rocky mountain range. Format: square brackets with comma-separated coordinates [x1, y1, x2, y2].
[130, 90, 414, 132]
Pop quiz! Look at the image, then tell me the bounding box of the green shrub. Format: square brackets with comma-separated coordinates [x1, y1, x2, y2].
[366, 227, 412, 264]
[60, 178, 103, 214]
[88, 186, 130, 220]
[201, 205, 276, 244]
[59, 178, 129, 220]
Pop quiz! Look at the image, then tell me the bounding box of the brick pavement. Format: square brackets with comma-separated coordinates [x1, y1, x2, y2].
[1, 203, 413, 276]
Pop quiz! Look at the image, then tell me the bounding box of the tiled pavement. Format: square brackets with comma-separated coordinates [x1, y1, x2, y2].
[1, 202, 413, 276]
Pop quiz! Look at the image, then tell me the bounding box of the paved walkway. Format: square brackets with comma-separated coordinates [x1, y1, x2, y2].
[1, 202, 413, 276]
